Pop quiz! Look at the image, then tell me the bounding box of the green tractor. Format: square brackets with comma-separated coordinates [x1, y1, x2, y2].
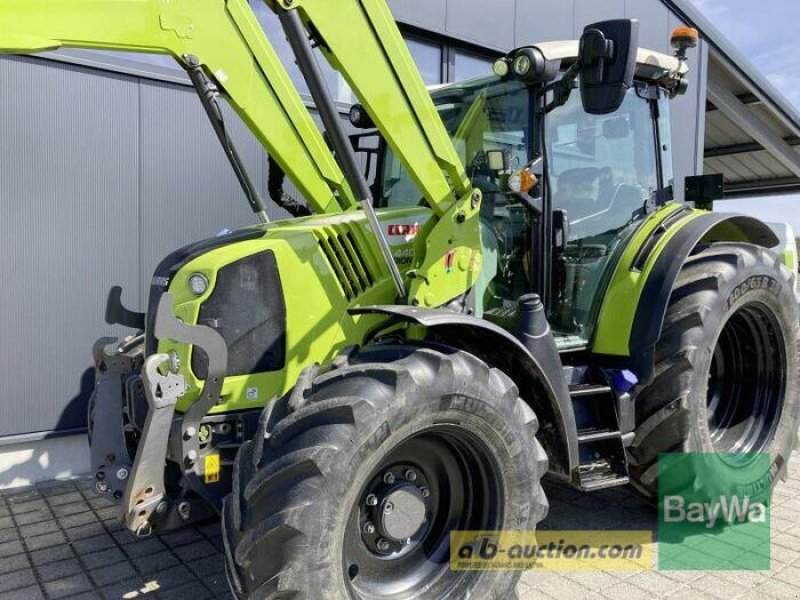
[2, 1, 798, 598]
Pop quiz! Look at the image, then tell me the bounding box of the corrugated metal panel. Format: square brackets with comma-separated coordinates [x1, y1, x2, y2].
[574, 0, 625, 33]
[625, 0, 671, 54]
[445, 0, 516, 52]
[515, 1, 574, 45]
[0, 57, 140, 436]
[387, 0, 447, 35]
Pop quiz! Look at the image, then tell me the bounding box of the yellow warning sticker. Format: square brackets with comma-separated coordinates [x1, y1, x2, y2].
[204, 454, 220, 484]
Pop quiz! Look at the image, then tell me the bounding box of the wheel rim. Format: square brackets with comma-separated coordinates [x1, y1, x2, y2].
[343, 425, 503, 599]
[706, 301, 786, 460]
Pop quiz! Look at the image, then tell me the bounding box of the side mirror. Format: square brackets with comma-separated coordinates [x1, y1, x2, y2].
[579, 19, 640, 115]
[685, 174, 724, 210]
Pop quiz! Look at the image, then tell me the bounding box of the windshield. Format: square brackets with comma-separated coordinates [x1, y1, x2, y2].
[379, 76, 532, 209]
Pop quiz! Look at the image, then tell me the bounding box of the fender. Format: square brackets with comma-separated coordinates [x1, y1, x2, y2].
[350, 305, 579, 480]
[595, 209, 779, 384]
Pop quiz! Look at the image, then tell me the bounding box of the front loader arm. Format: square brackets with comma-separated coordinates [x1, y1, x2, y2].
[0, 0, 357, 214]
[270, 0, 472, 217]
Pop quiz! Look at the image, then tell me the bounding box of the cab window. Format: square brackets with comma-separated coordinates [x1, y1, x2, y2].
[547, 85, 660, 344]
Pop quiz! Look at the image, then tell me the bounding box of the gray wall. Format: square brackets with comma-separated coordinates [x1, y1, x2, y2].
[0, 57, 271, 437]
[0, 0, 707, 438]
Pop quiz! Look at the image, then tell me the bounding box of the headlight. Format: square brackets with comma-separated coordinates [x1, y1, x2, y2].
[188, 273, 209, 296]
[512, 54, 532, 77]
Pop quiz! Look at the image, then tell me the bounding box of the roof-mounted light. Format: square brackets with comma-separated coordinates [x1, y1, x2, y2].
[512, 54, 533, 78]
[671, 26, 698, 60]
[492, 58, 510, 78]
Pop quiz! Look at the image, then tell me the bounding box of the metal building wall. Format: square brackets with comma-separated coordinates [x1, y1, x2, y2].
[0, 0, 708, 440]
[0, 56, 275, 438]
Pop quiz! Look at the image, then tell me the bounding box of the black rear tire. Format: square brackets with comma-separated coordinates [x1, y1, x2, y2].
[628, 243, 800, 498]
[222, 344, 548, 599]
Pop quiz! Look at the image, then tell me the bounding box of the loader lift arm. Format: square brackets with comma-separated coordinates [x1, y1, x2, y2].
[269, 0, 473, 217]
[0, 0, 357, 215]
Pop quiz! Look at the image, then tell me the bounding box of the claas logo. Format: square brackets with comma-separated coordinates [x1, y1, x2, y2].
[387, 223, 421, 237]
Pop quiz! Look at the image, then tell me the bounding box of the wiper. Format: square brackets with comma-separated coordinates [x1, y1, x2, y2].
[184, 54, 270, 224]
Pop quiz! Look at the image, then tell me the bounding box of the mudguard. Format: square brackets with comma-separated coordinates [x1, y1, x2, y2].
[350, 305, 579, 479]
[595, 209, 780, 384]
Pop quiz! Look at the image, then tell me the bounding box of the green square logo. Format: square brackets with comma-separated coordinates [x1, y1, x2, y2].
[658, 452, 771, 571]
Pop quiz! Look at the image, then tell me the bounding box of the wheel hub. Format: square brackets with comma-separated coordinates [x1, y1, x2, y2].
[379, 486, 426, 542]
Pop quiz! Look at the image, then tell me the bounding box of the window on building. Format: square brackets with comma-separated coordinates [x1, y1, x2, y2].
[453, 50, 494, 82]
[405, 37, 443, 85]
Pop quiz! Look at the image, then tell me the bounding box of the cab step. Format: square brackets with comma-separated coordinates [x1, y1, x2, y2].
[570, 384, 629, 491]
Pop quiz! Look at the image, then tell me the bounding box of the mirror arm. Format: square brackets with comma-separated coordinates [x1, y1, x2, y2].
[515, 192, 543, 215]
[544, 62, 580, 113]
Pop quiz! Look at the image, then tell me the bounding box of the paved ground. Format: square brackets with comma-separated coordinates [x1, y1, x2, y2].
[0, 451, 798, 599]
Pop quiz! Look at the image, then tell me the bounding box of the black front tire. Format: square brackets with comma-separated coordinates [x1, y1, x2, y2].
[628, 243, 800, 498]
[223, 344, 548, 599]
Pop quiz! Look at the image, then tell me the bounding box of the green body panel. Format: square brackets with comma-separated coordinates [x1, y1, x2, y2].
[592, 202, 699, 356]
[160, 208, 439, 414]
[0, 0, 355, 213]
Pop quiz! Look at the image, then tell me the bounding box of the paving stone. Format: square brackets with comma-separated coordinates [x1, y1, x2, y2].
[0, 552, 30, 576]
[25, 531, 66, 551]
[0, 538, 24, 558]
[0, 527, 19, 544]
[43, 573, 94, 599]
[28, 544, 75, 566]
[0, 568, 37, 593]
[52, 502, 89, 519]
[157, 580, 214, 600]
[37, 557, 85, 583]
[132, 550, 180, 574]
[185, 555, 225, 578]
[9, 499, 47, 515]
[172, 540, 219, 562]
[121, 537, 167, 559]
[97, 577, 146, 600]
[48, 492, 84, 506]
[89, 561, 138, 586]
[159, 528, 205, 548]
[70, 534, 118, 555]
[0, 586, 45, 600]
[147, 564, 196, 591]
[81, 547, 127, 570]
[65, 521, 107, 542]
[0, 515, 15, 530]
[18, 520, 57, 538]
[59, 510, 99, 530]
[13, 509, 52, 526]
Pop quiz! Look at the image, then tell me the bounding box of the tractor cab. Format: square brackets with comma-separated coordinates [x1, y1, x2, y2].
[369, 33, 690, 349]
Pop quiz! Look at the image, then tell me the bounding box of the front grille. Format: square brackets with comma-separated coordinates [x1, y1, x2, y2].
[191, 250, 286, 379]
[316, 229, 375, 300]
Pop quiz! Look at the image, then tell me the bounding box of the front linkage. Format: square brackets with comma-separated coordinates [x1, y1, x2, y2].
[90, 291, 239, 536]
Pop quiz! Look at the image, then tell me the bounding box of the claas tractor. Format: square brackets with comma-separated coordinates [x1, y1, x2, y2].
[2, 1, 798, 598]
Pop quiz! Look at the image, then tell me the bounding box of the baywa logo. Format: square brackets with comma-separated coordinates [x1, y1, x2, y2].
[663, 494, 767, 529]
[658, 452, 772, 571]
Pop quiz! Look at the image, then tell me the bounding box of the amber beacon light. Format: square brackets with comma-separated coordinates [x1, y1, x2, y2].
[671, 26, 699, 60]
